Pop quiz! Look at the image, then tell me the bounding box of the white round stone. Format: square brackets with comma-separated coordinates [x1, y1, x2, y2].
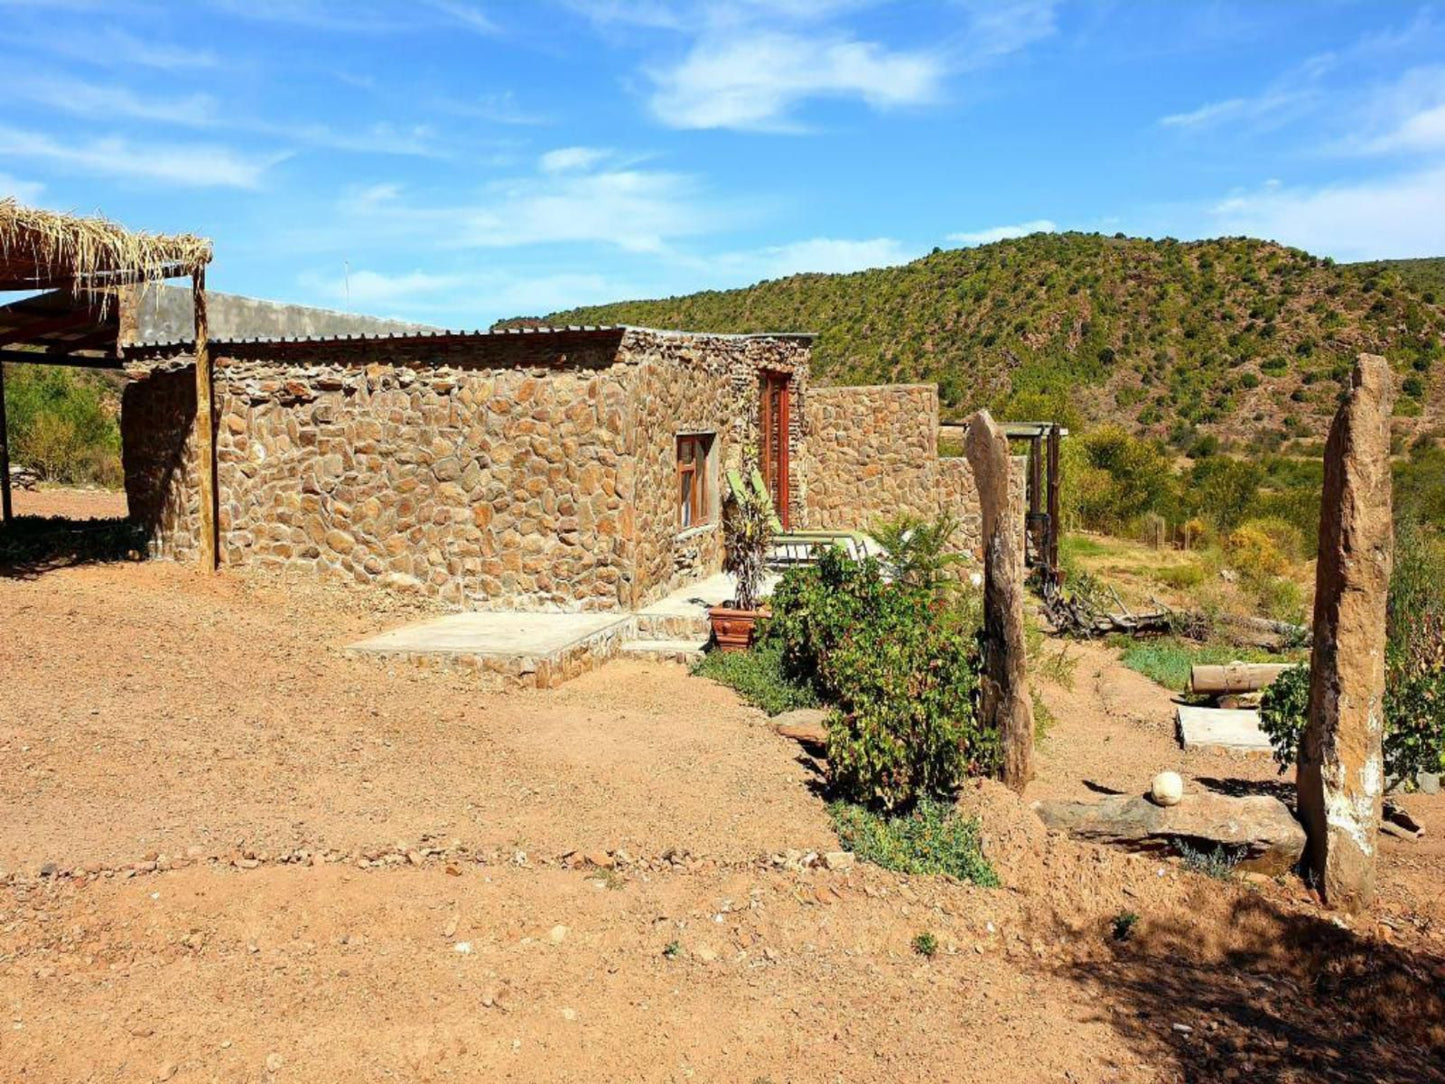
[1150, 771, 1184, 806]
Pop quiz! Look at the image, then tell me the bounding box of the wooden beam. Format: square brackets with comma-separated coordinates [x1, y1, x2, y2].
[0, 360, 11, 525]
[0, 349, 123, 369]
[45, 329, 117, 354]
[193, 269, 218, 572]
[0, 309, 101, 343]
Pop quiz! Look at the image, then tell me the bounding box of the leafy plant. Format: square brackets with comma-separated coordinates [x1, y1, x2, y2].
[1177, 842, 1244, 880]
[662, 940, 680, 959]
[722, 474, 774, 612]
[1111, 911, 1139, 942]
[871, 511, 965, 594]
[912, 931, 939, 958]
[828, 798, 998, 885]
[690, 641, 820, 716]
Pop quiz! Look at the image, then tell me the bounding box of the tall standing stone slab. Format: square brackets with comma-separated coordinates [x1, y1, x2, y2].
[1297, 353, 1394, 913]
[965, 410, 1035, 792]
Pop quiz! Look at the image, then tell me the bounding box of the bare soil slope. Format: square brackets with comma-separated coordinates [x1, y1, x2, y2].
[1, 555, 1442, 1082]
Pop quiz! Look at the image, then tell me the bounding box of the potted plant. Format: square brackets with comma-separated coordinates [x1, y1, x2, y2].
[709, 479, 774, 651]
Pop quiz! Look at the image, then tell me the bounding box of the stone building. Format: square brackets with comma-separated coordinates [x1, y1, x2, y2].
[122, 323, 1002, 613]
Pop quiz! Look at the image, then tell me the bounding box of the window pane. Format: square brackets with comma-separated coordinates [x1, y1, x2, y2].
[679, 472, 692, 527]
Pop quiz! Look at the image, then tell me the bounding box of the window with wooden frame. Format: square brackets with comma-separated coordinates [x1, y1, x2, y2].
[676, 433, 715, 529]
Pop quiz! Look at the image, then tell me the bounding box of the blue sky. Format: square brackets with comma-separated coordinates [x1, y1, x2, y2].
[3, 0, 1445, 327]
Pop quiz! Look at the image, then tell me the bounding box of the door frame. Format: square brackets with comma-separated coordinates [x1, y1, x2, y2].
[759, 369, 791, 530]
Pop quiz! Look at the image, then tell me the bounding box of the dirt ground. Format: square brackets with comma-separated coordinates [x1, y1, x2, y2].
[2, 492, 1443, 1082]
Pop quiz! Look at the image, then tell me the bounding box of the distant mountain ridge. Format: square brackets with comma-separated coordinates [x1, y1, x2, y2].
[531, 233, 1444, 449]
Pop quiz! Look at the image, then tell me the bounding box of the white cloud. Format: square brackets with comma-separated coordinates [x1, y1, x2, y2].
[1365, 102, 1445, 152]
[299, 266, 646, 324]
[0, 126, 283, 189]
[649, 31, 944, 130]
[0, 172, 45, 203]
[947, 219, 1056, 245]
[421, 0, 500, 35]
[742, 236, 913, 277]
[337, 158, 724, 253]
[539, 146, 614, 173]
[1207, 166, 1445, 261]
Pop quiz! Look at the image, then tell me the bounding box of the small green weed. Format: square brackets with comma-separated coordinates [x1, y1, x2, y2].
[1177, 842, 1243, 881]
[1111, 911, 1139, 942]
[828, 798, 999, 886]
[691, 640, 820, 716]
[662, 940, 680, 959]
[911, 931, 939, 958]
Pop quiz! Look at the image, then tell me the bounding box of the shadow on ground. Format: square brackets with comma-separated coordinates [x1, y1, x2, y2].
[1060, 892, 1445, 1082]
[1197, 775, 1297, 804]
[0, 515, 147, 579]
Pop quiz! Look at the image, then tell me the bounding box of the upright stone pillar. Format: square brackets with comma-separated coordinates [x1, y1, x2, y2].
[1297, 354, 1394, 912]
[965, 410, 1035, 792]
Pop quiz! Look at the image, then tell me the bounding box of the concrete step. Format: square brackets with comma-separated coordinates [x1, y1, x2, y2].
[618, 638, 709, 664]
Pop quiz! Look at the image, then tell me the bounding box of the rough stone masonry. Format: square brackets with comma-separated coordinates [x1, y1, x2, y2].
[1296, 353, 1394, 913]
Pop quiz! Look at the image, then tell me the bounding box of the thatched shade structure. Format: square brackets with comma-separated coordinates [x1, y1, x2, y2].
[0, 199, 216, 567]
[0, 198, 211, 293]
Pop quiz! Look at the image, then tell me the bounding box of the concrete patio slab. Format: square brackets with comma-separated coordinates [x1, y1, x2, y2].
[1176, 704, 1275, 755]
[347, 612, 634, 689]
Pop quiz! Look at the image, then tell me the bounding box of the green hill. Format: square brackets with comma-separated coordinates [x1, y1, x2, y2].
[1348, 257, 1445, 304]
[536, 233, 1444, 450]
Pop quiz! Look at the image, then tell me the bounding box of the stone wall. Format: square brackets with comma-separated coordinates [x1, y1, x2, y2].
[122, 368, 202, 561]
[802, 383, 1024, 559]
[620, 329, 809, 608]
[122, 329, 812, 611]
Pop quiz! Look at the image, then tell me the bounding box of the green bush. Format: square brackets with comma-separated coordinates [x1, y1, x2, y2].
[690, 641, 820, 716]
[3, 363, 122, 487]
[828, 798, 998, 884]
[768, 547, 994, 808]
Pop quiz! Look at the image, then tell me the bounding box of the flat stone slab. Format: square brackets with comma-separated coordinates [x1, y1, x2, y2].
[348, 612, 634, 688]
[1034, 792, 1306, 875]
[351, 612, 631, 658]
[1176, 704, 1274, 755]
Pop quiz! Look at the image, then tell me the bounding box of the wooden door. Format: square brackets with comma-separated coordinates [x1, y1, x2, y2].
[759, 371, 790, 529]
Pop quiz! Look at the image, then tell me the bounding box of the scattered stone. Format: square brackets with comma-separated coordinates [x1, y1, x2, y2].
[1150, 771, 1184, 807]
[549, 924, 569, 944]
[584, 851, 614, 870]
[453, 941, 472, 954]
[561, 1007, 577, 1022]
[822, 851, 855, 872]
[1297, 353, 1394, 913]
[1033, 792, 1306, 875]
[265, 1053, 284, 1073]
[156, 1062, 178, 1082]
[772, 709, 829, 747]
[693, 944, 718, 962]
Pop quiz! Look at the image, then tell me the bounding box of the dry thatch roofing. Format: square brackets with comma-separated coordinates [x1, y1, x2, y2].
[0, 198, 212, 293]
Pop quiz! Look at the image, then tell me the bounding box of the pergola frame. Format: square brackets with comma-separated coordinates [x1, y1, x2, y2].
[0, 199, 217, 568]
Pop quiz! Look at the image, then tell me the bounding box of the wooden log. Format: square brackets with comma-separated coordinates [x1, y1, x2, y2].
[1189, 663, 1297, 695]
[193, 269, 218, 572]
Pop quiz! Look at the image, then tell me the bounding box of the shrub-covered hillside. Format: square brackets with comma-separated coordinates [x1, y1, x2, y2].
[538, 233, 1444, 449]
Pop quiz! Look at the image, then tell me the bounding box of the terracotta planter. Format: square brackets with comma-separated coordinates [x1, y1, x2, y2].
[708, 604, 768, 653]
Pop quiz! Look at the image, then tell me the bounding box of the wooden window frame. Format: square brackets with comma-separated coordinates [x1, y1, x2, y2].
[677, 433, 714, 530]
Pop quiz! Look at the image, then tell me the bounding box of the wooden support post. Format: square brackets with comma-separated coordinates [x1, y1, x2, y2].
[0, 360, 11, 526]
[1046, 424, 1061, 574]
[193, 269, 218, 571]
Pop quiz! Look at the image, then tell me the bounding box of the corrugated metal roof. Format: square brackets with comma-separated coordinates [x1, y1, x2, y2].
[124, 323, 815, 353]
